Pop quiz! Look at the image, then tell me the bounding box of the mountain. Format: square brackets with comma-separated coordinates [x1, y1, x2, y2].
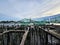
[33, 14, 60, 22]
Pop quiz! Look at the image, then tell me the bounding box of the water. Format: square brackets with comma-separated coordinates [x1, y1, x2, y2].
[0, 23, 21, 26]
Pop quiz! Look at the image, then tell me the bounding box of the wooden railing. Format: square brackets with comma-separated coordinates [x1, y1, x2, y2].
[0, 26, 60, 45]
[24, 27, 60, 45]
[0, 30, 26, 45]
[20, 30, 29, 45]
[0, 30, 26, 35]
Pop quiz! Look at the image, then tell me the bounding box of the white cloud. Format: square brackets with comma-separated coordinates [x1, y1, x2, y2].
[0, 0, 60, 20]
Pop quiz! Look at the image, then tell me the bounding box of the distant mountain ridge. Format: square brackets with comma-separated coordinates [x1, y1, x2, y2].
[0, 13, 60, 22]
[33, 14, 60, 22]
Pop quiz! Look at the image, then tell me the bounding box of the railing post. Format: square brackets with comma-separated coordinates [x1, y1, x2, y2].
[50, 35, 52, 45]
[3, 33, 8, 45]
[45, 33, 48, 45]
[2, 34, 4, 45]
[7, 33, 10, 45]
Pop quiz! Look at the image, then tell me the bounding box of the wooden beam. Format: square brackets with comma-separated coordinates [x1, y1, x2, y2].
[0, 30, 26, 35]
[20, 30, 29, 45]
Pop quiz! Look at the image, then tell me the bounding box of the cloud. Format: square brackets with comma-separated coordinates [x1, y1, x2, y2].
[0, 0, 60, 20]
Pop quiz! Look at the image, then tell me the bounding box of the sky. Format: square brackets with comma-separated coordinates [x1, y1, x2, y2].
[0, 0, 60, 21]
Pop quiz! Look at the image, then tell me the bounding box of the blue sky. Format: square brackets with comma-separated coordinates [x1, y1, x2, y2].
[0, 0, 60, 21]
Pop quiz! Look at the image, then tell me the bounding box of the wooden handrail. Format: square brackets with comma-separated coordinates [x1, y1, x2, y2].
[39, 27, 60, 40]
[20, 30, 29, 45]
[0, 30, 26, 35]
